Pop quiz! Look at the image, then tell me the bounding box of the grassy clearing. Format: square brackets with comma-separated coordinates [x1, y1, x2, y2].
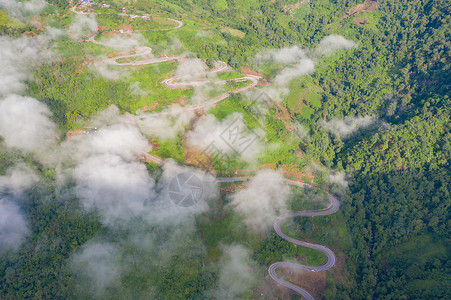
[352, 11, 380, 33]
[288, 186, 330, 212]
[153, 138, 185, 163]
[123, 61, 193, 112]
[0, 9, 25, 28]
[286, 76, 322, 120]
[282, 211, 353, 253]
[216, 69, 244, 80]
[293, 4, 310, 19]
[223, 27, 246, 38]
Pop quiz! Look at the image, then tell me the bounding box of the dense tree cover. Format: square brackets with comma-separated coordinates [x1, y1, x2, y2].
[0, 0, 449, 298]
[0, 165, 102, 299]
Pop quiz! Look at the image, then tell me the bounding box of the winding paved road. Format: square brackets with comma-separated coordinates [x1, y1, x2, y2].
[216, 177, 339, 300]
[142, 162, 339, 299]
[88, 32, 261, 113]
[78, 8, 337, 297]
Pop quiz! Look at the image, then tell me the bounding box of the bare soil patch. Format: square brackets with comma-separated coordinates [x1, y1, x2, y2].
[241, 66, 262, 77]
[276, 268, 326, 299]
[139, 102, 159, 112]
[283, 0, 310, 14]
[343, 0, 379, 19]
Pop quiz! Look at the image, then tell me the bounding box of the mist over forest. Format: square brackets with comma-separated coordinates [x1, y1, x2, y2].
[0, 0, 449, 299]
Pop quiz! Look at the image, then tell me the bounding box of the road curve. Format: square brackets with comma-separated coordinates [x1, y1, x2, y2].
[71, 5, 183, 30]
[82, 9, 260, 112]
[89, 38, 260, 112]
[216, 176, 340, 300]
[80, 9, 335, 297]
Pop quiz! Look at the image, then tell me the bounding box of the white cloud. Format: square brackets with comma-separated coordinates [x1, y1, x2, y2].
[0, 0, 46, 20]
[0, 200, 29, 251]
[0, 95, 57, 153]
[0, 164, 38, 252]
[230, 170, 289, 232]
[314, 34, 357, 57]
[0, 35, 55, 97]
[319, 115, 376, 139]
[185, 113, 264, 163]
[328, 171, 348, 187]
[216, 244, 256, 298]
[69, 14, 98, 39]
[71, 240, 122, 294]
[98, 33, 147, 51]
[137, 106, 195, 140]
[89, 62, 129, 81]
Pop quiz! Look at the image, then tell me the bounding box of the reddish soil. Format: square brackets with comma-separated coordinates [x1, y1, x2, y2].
[102, 31, 122, 37]
[274, 103, 295, 132]
[257, 78, 270, 88]
[172, 97, 187, 106]
[184, 147, 212, 169]
[278, 268, 326, 299]
[343, 0, 379, 19]
[241, 66, 262, 77]
[139, 103, 159, 111]
[108, 51, 123, 58]
[283, 0, 310, 14]
[148, 139, 160, 151]
[66, 129, 85, 141]
[256, 163, 315, 185]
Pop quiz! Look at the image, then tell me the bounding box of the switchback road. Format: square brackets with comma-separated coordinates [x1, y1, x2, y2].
[80, 9, 336, 297]
[216, 176, 339, 300]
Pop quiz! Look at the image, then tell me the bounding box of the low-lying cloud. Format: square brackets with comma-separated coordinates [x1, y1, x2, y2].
[89, 63, 129, 81]
[185, 113, 264, 162]
[0, 201, 29, 252]
[0, 95, 57, 153]
[174, 58, 208, 83]
[74, 154, 155, 226]
[256, 45, 307, 65]
[0, 164, 39, 252]
[0, 0, 46, 20]
[69, 123, 153, 226]
[319, 115, 376, 139]
[251, 35, 356, 103]
[215, 244, 257, 298]
[230, 170, 289, 232]
[69, 14, 98, 39]
[0, 34, 55, 97]
[71, 240, 122, 295]
[314, 34, 357, 57]
[328, 171, 348, 187]
[137, 106, 195, 140]
[98, 33, 147, 51]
